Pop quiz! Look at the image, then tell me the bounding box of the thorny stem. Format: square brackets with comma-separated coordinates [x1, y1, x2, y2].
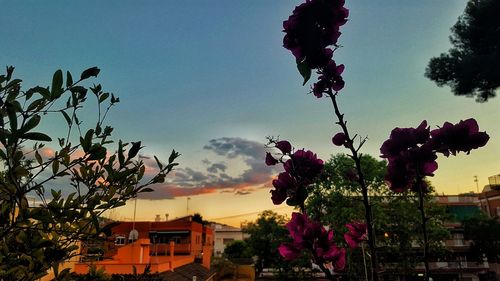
[327, 91, 379, 281]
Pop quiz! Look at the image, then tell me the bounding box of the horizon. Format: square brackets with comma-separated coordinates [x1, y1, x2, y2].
[2, 0, 499, 227]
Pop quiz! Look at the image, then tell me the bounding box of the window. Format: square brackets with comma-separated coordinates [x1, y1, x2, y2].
[453, 233, 464, 246]
[115, 236, 126, 246]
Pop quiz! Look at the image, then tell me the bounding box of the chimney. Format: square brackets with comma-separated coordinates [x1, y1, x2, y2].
[165, 213, 169, 221]
[155, 214, 161, 222]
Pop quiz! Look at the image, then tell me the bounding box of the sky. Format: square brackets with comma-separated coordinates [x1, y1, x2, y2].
[1, 0, 499, 226]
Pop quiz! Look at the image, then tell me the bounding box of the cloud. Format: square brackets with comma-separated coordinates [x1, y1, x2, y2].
[139, 137, 279, 199]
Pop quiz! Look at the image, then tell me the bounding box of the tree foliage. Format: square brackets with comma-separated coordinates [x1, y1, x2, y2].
[223, 240, 253, 261]
[243, 210, 314, 279]
[463, 213, 500, 261]
[305, 154, 450, 279]
[0, 66, 179, 281]
[243, 210, 288, 274]
[425, 0, 500, 102]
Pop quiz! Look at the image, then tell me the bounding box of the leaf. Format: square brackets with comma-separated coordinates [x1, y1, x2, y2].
[88, 145, 107, 161]
[51, 69, 63, 99]
[27, 98, 45, 111]
[35, 150, 42, 165]
[98, 92, 109, 103]
[23, 132, 52, 142]
[52, 159, 59, 175]
[20, 114, 41, 133]
[296, 59, 311, 86]
[80, 67, 100, 80]
[61, 111, 71, 126]
[127, 141, 141, 160]
[154, 156, 163, 170]
[118, 140, 125, 167]
[6, 102, 18, 132]
[66, 71, 73, 87]
[168, 149, 180, 164]
[81, 129, 94, 152]
[140, 187, 154, 193]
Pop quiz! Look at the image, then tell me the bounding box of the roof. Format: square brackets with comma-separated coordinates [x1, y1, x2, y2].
[160, 263, 215, 281]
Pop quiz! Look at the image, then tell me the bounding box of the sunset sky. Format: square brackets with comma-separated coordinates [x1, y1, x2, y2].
[2, 0, 499, 226]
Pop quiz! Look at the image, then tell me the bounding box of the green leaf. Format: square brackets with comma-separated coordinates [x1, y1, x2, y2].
[88, 145, 106, 161]
[23, 132, 52, 142]
[141, 187, 154, 193]
[154, 156, 163, 170]
[118, 140, 125, 167]
[61, 111, 71, 126]
[81, 129, 94, 152]
[6, 103, 18, 132]
[35, 150, 42, 165]
[80, 67, 100, 80]
[296, 59, 311, 86]
[20, 114, 41, 133]
[27, 98, 45, 111]
[26, 86, 51, 99]
[98, 92, 109, 103]
[52, 159, 59, 175]
[51, 70, 63, 99]
[168, 149, 180, 164]
[127, 141, 141, 160]
[66, 71, 73, 87]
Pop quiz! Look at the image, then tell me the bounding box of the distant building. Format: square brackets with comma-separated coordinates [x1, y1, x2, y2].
[210, 223, 248, 257]
[74, 215, 213, 275]
[477, 174, 500, 217]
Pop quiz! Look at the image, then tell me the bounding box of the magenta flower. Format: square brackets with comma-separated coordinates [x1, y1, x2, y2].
[344, 222, 367, 249]
[284, 149, 324, 185]
[283, 0, 349, 69]
[271, 172, 297, 205]
[279, 213, 346, 270]
[381, 119, 489, 192]
[430, 118, 490, 157]
[278, 244, 301, 260]
[266, 141, 324, 206]
[332, 132, 347, 146]
[265, 152, 279, 166]
[313, 61, 345, 97]
[276, 140, 292, 154]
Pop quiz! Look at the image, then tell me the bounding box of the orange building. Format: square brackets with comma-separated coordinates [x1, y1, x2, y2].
[74, 216, 213, 275]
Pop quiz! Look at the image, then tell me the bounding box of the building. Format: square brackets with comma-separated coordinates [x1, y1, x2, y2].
[431, 194, 490, 281]
[477, 174, 500, 217]
[74, 216, 213, 275]
[210, 223, 248, 257]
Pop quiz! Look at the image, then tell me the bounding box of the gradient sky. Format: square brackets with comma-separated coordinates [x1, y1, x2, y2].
[2, 0, 499, 226]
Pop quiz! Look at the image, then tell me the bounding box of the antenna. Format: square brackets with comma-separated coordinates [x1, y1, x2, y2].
[187, 197, 191, 215]
[474, 175, 479, 193]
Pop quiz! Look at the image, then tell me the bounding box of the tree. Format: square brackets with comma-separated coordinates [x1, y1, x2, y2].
[306, 154, 450, 280]
[425, 0, 500, 102]
[463, 213, 500, 262]
[223, 240, 252, 261]
[243, 210, 288, 275]
[0, 67, 179, 281]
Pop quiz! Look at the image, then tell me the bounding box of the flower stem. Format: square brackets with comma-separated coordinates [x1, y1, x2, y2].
[327, 92, 379, 281]
[416, 177, 430, 281]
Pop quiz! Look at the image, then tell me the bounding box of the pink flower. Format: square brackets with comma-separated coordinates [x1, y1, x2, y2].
[429, 118, 489, 156]
[279, 213, 346, 270]
[332, 132, 347, 146]
[344, 222, 367, 249]
[380, 119, 489, 192]
[276, 140, 292, 154]
[313, 61, 345, 97]
[283, 0, 349, 69]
